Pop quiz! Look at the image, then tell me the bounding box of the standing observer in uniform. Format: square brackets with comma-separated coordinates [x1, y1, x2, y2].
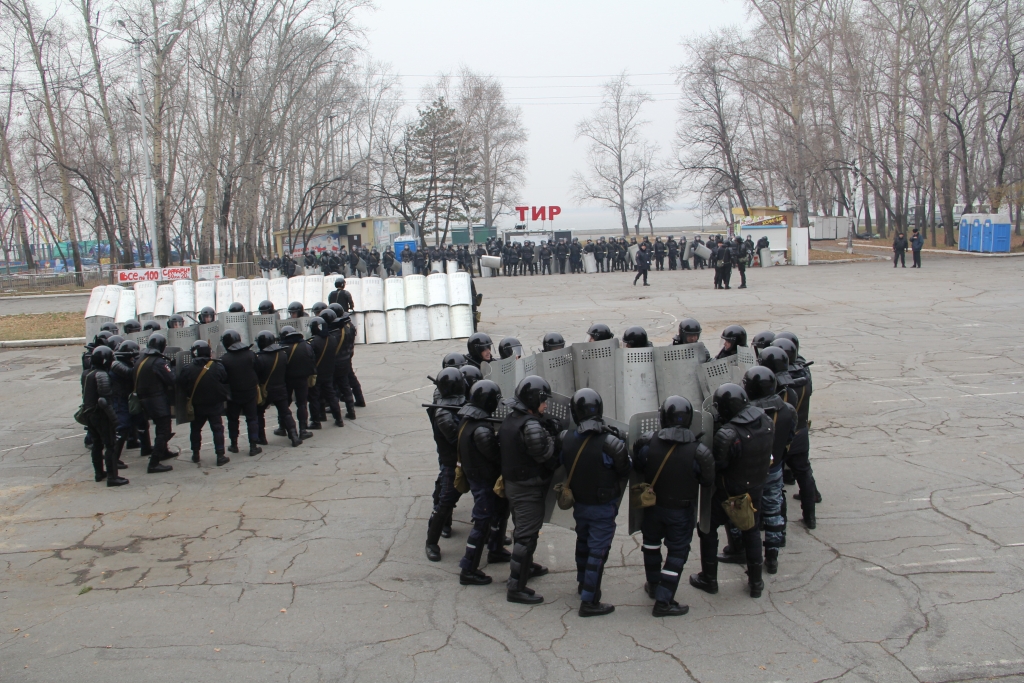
[633, 243, 651, 286]
[500, 376, 559, 605]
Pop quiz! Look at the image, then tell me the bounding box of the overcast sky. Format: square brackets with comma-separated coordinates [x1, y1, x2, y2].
[361, 0, 750, 231]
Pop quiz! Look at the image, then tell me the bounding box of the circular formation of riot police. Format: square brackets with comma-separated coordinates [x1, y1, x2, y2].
[423, 324, 816, 618]
[78, 298, 365, 487]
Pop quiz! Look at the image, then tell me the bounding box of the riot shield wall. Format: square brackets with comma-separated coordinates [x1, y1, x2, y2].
[248, 313, 279, 342]
[166, 325, 199, 355]
[287, 276, 305, 309]
[571, 339, 619, 415]
[652, 344, 704, 408]
[194, 280, 216, 313]
[135, 282, 157, 317]
[215, 279, 234, 312]
[217, 312, 251, 353]
[85, 286, 105, 318]
[303, 275, 324, 310]
[483, 356, 523, 404]
[698, 357, 734, 397]
[154, 285, 175, 318]
[735, 345, 758, 375]
[232, 279, 251, 310]
[535, 348, 575, 397]
[114, 289, 136, 326]
[198, 320, 223, 355]
[583, 252, 597, 274]
[614, 347, 659, 422]
[267, 278, 289, 313]
[249, 278, 269, 311]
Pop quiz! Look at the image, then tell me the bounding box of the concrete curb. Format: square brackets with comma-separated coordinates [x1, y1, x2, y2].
[0, 292, 93, 301]
[0, 337, 86, 349]
[837, 242, 1024, 257]
[809, 257, 887, 265]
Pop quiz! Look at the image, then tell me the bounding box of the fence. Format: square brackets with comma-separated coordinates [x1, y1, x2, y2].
[0, 271, 111, 293]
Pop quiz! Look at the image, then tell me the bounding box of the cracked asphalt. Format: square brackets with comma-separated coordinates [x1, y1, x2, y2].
[1, 256, 1022, 683]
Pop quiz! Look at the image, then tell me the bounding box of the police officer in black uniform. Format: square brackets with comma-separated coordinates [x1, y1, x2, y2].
[82, 345, 130, 486]
[689, 383, 774, 599]
[586, 323, 614, 343]
[177, 340, 231, 466]
[560, 388, 630, 617]
[219, 330, 263, 456]
[134, 334, 176, 474]
[424, 367, 467, 562]
[309, 311, 344, 428]
[671, 318, 712, 362]
[498, 336, 524, 360]
[254, 330, 302, 447]
[773, 334, 818, 528]
[715, 324, 747, 359]
[541, 332, 565, 352]
[633, 396, 713, 616]
[329, 304, 359, 420]
[327, 277, 354, 311]
[280, 325, 316, 440]
[501, 376, 559, 604]
[463, 332, 493, 368]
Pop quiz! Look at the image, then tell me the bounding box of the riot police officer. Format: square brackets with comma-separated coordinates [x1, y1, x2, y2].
[773, 335, 818, 528]
[219, 330, 263, 456]
[329, 305, 359, 420]
[632, 396, 713, 616]
[501, 376, 559, 604]
[280, 325, 315, 440]
[134, 334, 176, 474]
[309, 311, 344, 428]
[177, 340, 231, 466]
[560, 388, 629, 617]
[463, 332, 493, 368]
[541, 332, 565, 352]
[424, 367, 467, 562]
[750, 330, 776, 357]
[716, 324, 747, 359]
[690, 383, 774, 599]
[82, 345, 129, 486]
[255, 330, 302, 447]
[586, 323, 614, 343]
[622, 326, 652, 348]
[671, 319, 712, 362]
[327, 277, 354, 311]
[498, 337, 524, 360]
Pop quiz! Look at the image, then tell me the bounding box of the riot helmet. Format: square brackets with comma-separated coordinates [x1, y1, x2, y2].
[622, 326, 650, 348]
[327, 302, 346, 318]
[469, 380, 502, 414]
[570, 388, 603, 426]
[279, 325, 303, 343]
[771, 338, 798, 365]
[676, 318, 702, 344]
[143, 320, 162, 332]
[712, 383, 749, 423]
[122, 319, 142, 334]
[228, 301, 245, 313]
[498, 337, 523, 360]
[287, 301, 305, 319]
[311, 302, 328, 316]
[320, 309, 338, 328]
[309, 316, 329, 338]
[515, 375, 551, 412]
[466, 332, 493, 363]
[167, 314, 185, 329]
[751, 330, 776, 354]
[758, 346, 790, 374]
[100, 322, 119, 334]
[435, 367, 466, 399]
[720, 324, 747, 349]
[116, 340, 140, 360]
[221, 329, 248, 352]
[460, 364, 483, 391]
[659, 396, 694, 429]
[105, 334, 124, 350]
[198, 307, 217, 324]
[334, 277, 346, 290]
[190, 340, 212, 359]
[147, 333, 168, 353]
[258, 300, 276, 315]
[91, 345, 114, 370]
[775, 331, 800, 355]
[742, 366, 777, 400]
[542, 332, 566, 352]
[255, 330, 277, 350]
[587, 323, 614, 342]
[94, 331, 112, 347]
[442, 352, 466, 369]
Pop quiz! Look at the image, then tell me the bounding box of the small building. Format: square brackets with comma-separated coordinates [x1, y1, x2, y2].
[272, 215, 406, 256]
[732, 207, 794, 253]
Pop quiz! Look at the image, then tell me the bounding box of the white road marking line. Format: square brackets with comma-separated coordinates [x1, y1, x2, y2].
[916, 659, 1024, 672]
[873, 391, 1020, 403]
[1004, 543, 1024, 547]
[0, 433, 82, 454]
[883, 491, 1020, 504]
[366, 384, 434, 404]
[862, 557, 981, 571]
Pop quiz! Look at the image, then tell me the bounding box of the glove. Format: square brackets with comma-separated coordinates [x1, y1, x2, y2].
[603, 424, 624, 440]
[542, 417, 561, 436]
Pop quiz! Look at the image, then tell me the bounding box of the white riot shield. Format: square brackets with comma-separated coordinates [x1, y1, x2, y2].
[447, 272, 472, 305]
[628, 244, 640, 266]
[217, 312, 251, 347]
[759, 248, 772, 267]
[321, 276, 335, 305]
[348, 277, 365, 312]
[166, 324, 199, 354]
[736, 345, 758, 370]
[521, 353, 538, 378]
[114, 289, 136, 324]
[173, 280, 195, 314]
[198, 319, 223, 355]
[232, 279, 251, 311]
[695, 244, 712, 261]
[583, 252, 597, 274]
[194, 280, 216, 313]
[134, 282, 157, 315]
[384, 277, 405, 310]
[401, 261, 414, 277]
[215, 279, 234, 313]
[362, 277, 385, 312]
[449, 305, 473, 338]
[406, 306, 430, 341]
[481, 356, 522, 402]
[85, 286, 105, 318]
[427, 305, 451, 340]
[287, 276, 305, 309]
[386, 309, 408, 343]
[303, 275, 324, 309]
[653, 344, 704, 408]
[698, 358, 733, 399]
[425, 273, 448, 307]
[96, 285, 122, 319]
[430, 261, 442, 274]
[249, 278, 269, 312]
[364, 311, 387, 344]
[154, 285, 175, 318]
[684, 241, 694, 260]
[446, 261, 458, 275]
[627, 411, 662, 534]
[571, 339, 619, 417]
[270, 268, 281, 279]
[267, 277, 289, 313]
[404, 275, 427, 307]
[535, 347, 575, 398]
[480, 255, 501, 270]
[248, 313, 279, 342]
[352, 312, 365, 344]
[615, 347, 659, 422]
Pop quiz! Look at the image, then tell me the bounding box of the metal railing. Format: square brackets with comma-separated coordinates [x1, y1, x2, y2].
[0, 271, 111, 293]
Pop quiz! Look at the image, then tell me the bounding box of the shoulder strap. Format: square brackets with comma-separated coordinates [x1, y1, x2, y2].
[334, 329, 347, 356]
[455, 420, 470, 464]
[260, 352, 280, 393]
[287, 343, 299, 364]
[315, 338, 330, 366]
[133, 356, 151, 392]
[190, 361, 213, 401]
[648, 443, 678, 489]
[564, 435, 593, 488]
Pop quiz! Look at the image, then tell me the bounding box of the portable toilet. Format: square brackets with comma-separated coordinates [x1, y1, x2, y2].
[991, 215, 1012, 253]
[969, 217, 983, 252]
[958, 216, 971, 250]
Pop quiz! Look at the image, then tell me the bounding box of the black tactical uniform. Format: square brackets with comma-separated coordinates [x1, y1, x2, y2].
[82, 358, 126, 485]
[667, 238, 678, 270]
[255, 341, 300, 446]
[135, 347, 177, 473]
[309, 323, 343, 428]
[332, 315, 359, 419]
[177, 353, 230, 465]
[654, 238, 666, 270]
[424, 369, 466, 562]
[283, 333, 316, 438]
[220, 340, 262, 456]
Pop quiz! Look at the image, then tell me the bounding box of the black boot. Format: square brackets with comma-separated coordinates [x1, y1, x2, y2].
[717, 543, 746, 564]
[578, 558, 614, 617]
[653, 601, 689, 617]
[249, 445, 263, 457]
[487, 548, 512, 563]
[257, 431, 269, 445]
[107, 474, 130, 487]
[803, 513, 816, 530]
[748, 562, 764, 598]
[91, 448, 106, 482]
[191, 451, 201, 464]
[459, 530, 492, 586]
[425, 506, 451, 562]
[506, 543, 543, 604]
[147, 456, 173, 474]
[765, 548, 779, 574]
[105, 441, 128, 486]
[334, 418, 344, 427]
[288, 430, 303, 447]
[689, 557, 718, 594]
[227, 442, 239, 453]
[273, 428, 287, 437]
[216, 453, 230, 466]
[345, 403, 357, 420]
[794, 490, 823, 503]
[309, 421, 322, 430]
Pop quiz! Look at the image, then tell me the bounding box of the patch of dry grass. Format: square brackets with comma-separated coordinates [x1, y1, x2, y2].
[0, 312, 84, 340]
[808, 249, 877, 261]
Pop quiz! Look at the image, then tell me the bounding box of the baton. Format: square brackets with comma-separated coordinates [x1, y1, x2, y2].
[421, 403, 503, 423]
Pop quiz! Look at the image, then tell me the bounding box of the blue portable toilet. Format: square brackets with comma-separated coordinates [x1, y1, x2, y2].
[958, 216, 971, 250]
[991, 215, 1012, 253]
[982, 218, 995, 252]
[969, 218, 983, 252]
